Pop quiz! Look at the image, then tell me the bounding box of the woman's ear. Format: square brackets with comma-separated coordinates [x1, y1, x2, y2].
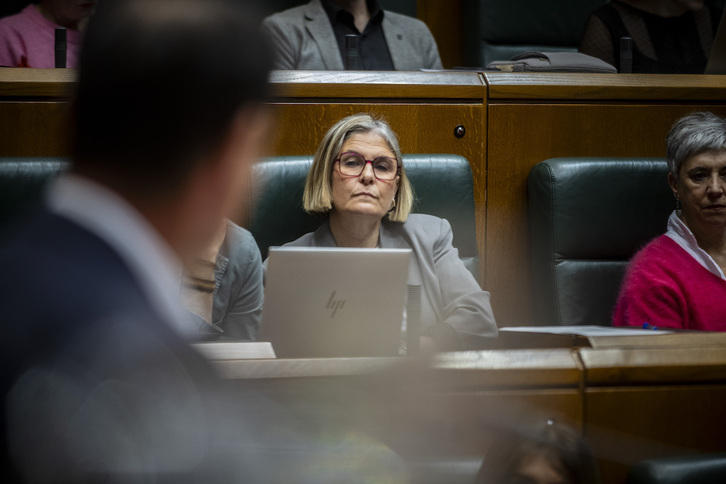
[667, 172, 679, 199]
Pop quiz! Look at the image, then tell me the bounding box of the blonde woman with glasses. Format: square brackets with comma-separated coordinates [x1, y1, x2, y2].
[280, 113, 497, 352]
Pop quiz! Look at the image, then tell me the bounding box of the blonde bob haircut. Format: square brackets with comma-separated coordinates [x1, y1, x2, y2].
[303, 113, 414, 222]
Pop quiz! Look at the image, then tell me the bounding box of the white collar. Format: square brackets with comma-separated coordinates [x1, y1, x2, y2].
[46, 174, 194, 338]
[665, 210, 726, 280]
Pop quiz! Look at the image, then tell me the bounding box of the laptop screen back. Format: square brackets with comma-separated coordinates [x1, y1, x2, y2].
[260, 247, 411, 358]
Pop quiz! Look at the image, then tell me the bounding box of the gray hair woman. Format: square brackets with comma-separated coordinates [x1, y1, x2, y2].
[614, 111, 726, 330]
[282, 113, 497, 351]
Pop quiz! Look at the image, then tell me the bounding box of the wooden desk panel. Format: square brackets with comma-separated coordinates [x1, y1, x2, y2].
[585, 386, 726, 484]
[267, 102, 482, 164]
[215, 351, 582, 464]
[267, 71, 485, 175]
[0, 69, 75, 156]
[578, 343, 726, 483]
[0, 102, 71, 155]
[579, 346, 726, 386]
[415, 389, 582, 457]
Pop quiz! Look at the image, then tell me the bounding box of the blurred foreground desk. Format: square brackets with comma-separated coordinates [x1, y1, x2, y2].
[497, 327, 726, 482]
[204, 332, 726, 484]
[581, 344, 726, 484]
[208, 349, 582, 483]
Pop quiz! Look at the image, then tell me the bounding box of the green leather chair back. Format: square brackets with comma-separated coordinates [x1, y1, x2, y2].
[462, 0, 608, 67]
[0, 158, 70, 228]
[528, 157, 673, 326]
[627, 453, 726, 484]
[249, 154, 480, 280]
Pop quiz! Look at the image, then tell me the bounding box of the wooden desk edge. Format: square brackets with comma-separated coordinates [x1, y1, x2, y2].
[0, 68, 76, 97]
[210, 349, 582, 387]
[483, 72, 726, 101]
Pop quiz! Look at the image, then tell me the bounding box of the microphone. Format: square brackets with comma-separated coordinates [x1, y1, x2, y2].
[619, 36, 632, 73]
[344, 34, 359, 70]
[55, 28, 67, 68]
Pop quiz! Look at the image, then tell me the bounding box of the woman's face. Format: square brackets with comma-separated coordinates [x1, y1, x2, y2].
[330, 131, 400, 221]
[669, 150, 726, 230]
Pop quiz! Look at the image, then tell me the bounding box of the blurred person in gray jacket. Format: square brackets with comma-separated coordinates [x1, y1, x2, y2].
[262, 0, 442, 70]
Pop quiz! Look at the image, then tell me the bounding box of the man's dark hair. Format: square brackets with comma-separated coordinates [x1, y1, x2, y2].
[72, 0, 273, 196]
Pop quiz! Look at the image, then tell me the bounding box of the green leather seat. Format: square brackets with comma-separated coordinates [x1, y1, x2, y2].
[627, 453, 726, 484]
[0, 158, 70, 228]
[527, 157, 673, 326]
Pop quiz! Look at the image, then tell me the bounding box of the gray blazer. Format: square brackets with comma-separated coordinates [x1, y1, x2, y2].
[282, 214, 497, 349]
[261, 0, 443, 70]
[186, 222, 264, 341]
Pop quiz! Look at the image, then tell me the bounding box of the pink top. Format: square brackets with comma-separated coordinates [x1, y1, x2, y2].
[613, 235, 726, 331]
[0, 5, 82, 68]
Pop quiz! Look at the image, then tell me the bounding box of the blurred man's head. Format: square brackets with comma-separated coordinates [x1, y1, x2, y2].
[72, 0, 273, 259]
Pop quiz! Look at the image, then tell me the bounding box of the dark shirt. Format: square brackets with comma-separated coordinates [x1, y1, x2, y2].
[321, 0, 394, 70]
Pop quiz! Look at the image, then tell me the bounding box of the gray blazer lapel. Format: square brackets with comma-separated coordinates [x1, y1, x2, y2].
[379, 221, 422, 286]
[381, 15, 411, 71]
[304, 0, 345, 70]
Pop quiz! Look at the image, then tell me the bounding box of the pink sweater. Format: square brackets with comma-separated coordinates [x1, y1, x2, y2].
[0, 5, 82, 68]
[613, 235, 726, 331]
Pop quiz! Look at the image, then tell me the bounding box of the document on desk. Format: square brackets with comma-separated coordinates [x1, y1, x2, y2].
[192, 342, 276, 360]
[499, 325, 675, 336]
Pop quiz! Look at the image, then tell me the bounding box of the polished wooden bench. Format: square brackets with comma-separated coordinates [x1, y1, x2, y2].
[201, 330, 726, 484]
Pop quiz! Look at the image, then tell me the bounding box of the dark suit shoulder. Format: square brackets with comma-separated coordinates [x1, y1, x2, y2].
[0, 210, 155, 342]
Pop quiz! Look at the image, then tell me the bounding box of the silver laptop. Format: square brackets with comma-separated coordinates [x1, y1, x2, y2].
[259, 247, 411, 358]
